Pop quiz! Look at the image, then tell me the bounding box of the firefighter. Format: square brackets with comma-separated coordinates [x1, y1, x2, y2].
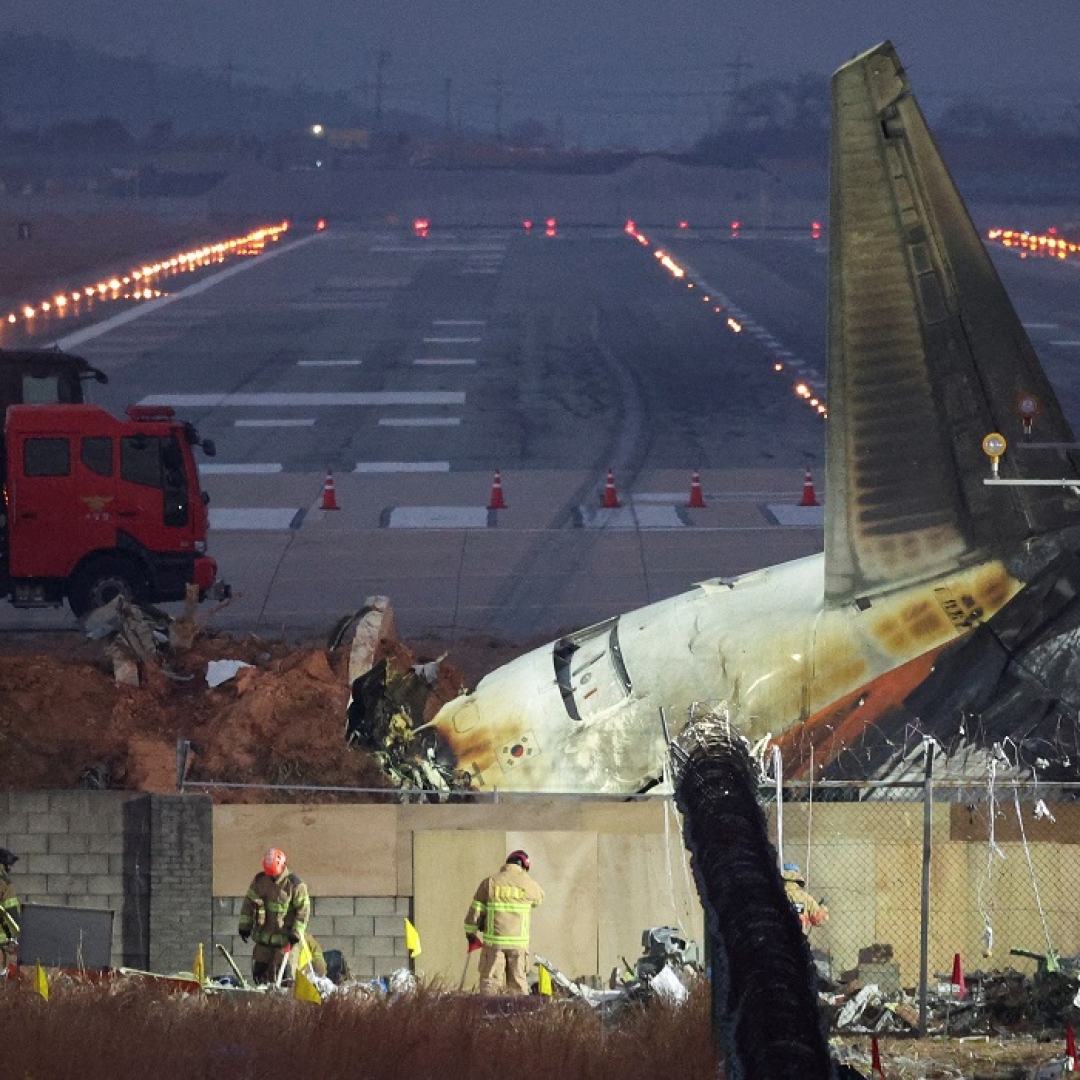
[782, 862, 828, 932]
[238, 847, 310, 985]
[0, 848, 20, 971]
[464, 849, 544, 995]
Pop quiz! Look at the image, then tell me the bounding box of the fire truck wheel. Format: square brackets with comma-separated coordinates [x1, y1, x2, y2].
[68, 556, 146, 618]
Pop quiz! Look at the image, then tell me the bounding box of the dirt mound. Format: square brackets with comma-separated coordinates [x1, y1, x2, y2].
[0, 624, 527, 801]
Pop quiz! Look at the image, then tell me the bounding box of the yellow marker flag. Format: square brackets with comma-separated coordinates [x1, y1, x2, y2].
[193, 943, 205, 985]
[296, 938, 313, 972]
[294, 966, 322, 1003]
[404, 918, 422, 959]
[537, 965, 552, 998]
[33, 961, 49, 1001]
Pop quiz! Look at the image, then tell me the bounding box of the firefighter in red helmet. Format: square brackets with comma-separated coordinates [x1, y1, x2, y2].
[238, 847, 310, 984]
[464, 849, 544, 994]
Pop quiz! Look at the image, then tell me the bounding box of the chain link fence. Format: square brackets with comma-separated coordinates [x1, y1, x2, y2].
[762, 763, 1080, 1032]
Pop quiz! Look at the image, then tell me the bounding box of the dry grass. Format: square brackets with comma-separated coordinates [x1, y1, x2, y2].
[2, 977, 719, 1080]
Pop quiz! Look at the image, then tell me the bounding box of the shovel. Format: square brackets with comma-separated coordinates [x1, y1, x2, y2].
[216, 943, 249, 990]
[275, 945, 293, 988]
[458, 938, 483, 991]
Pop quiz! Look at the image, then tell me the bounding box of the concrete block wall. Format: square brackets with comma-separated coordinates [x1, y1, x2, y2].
[212, 895, 413, 982]
[149, 795, 213, 975]
[1, 790, 151, 967]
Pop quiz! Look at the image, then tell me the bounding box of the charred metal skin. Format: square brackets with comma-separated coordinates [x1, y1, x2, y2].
[404, 42, 1080, 794]
[671, 715, 838, 1080]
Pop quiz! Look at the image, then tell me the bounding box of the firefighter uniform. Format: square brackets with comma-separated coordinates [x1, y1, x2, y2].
[0, 849, 20, 971]
[239, 860, 311, 985]
[782, 865, 828, 933]
[464, 853, 544, 995]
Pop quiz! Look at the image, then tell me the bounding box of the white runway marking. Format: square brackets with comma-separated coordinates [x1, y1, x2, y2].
[201, 463, 283, 474]
[355, 461, 451, 472]
[387, 506, 490, 528]
[413, 359, 477, 366]
[434, 319, 487, 326]
[296, 359, 363, 366]
[424, 336, 482, 344]
[210, 508, 300, 530]
[378, 417, 461, 427]
[1024, 322, 1059, 329]
[52, 233, 324, 348]
[577, 505, 685, 528]
[234, 419, 316, 428]
[139, 392, 465, 407]
[1049, 340, 1080, 347]
[766, 504, 825, 526]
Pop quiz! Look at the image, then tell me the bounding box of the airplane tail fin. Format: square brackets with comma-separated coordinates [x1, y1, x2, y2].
[824, 42, 1080, 605]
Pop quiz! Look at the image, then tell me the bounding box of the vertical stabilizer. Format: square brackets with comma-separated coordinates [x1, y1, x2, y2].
[824, 42, 1080, 605]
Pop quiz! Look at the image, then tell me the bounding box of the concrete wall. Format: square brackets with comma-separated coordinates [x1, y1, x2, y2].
[5, 791, 1078, 989]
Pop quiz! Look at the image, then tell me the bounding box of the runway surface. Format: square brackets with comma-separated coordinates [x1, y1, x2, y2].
[4, 221, 1078, 641]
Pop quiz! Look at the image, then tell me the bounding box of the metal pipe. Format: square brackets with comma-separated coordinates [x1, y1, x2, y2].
[918, 741, 935, 1036]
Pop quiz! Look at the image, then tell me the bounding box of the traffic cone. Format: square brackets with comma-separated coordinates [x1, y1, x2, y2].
[871, 1035, 885, 1078]
[487, 470, 507, 510]
[1067, 1023, 1076, 1070]
[951, 952, 966, 1000]
[799, 468, 819, 507]
[602, 468, 621, 508]
[321, 470, 339, 511]
[687, 471, 706, 509]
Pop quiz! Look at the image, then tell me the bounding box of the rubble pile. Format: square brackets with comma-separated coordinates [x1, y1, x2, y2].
[0, 597, 521, 800]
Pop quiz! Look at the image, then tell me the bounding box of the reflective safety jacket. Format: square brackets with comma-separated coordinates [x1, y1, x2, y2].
[239, 869, 310, 947]
[783, 875, 828, 932]
[464, 862, 544, 950]
[0, 868, 19, 946]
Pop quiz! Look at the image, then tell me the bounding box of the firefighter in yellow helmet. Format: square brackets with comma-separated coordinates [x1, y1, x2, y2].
[464, 849, 544, 995]
[0, 848, 20, 971]
[238, 847, 311, 984]
[782, 863, 828, 932]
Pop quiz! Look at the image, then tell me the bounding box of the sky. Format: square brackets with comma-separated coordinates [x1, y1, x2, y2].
[2, 0, 1078, 147]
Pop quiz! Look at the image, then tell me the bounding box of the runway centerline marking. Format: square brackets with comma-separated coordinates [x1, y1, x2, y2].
[378, 417, 461, 427]
[234, 419, 316, 428]
[414, 359, 476, 366]
[296, 359, 363, 366]
[423, 336, 482, 344]
[355, 461, 451, 473]
[201, 463, 283, 474]
[138, 392, 465, 407]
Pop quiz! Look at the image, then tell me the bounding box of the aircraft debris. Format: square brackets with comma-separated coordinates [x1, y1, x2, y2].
[206, 660, 254, 688]
[535, 925, 700, 1018]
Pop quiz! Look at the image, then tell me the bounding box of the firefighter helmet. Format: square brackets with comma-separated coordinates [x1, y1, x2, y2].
[506, 849, 530, 871]
[262, 847, 287, 877]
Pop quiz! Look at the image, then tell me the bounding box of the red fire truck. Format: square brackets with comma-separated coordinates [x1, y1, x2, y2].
[1, 402, 227, 616]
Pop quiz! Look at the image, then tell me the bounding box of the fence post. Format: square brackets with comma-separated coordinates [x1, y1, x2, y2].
[918, 740, 935, 1036]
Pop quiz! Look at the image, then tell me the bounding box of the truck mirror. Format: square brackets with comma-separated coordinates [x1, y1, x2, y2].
[94, 371, 109, 384]
[201, 439, 216, 458]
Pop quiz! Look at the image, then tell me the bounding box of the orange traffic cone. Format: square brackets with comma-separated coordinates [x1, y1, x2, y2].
[602, 468, 621, 508]
[1067, 1023, 1076, 1070]
[487, 470, 507, 510]
[687, 471, 706, 508]
[321, 470, 339, 510]
[951, 952, 966, 1000]
[799, 468, 819, 507]
[871, 1036, 885, 1078]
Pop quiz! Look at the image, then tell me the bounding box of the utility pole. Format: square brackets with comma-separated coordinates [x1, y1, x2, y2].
[722, 58, 752, 128]
[374, 49, 391, 127]
[488, 74, 504, 143]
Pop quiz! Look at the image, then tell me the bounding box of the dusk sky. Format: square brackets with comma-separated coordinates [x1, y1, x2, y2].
[3, 0, 1078, 146]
